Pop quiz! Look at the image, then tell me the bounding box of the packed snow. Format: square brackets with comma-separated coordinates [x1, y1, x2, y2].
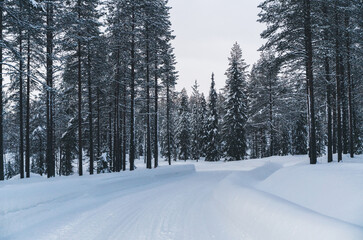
[1, 155, 363, 240]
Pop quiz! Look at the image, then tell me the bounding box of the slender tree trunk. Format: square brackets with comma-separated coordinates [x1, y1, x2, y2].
[335, 3, 343, 162]
[114, 48, 121, 172]
[146, 29, 151, 169]
[341, 64, 348, 154]
[332, 91, 337, 154]
[0, 0, 4, 181]
[113, 89, 118, 171]
[129, 10, 136, 171]
[19, 0, 24, 178]
[77, 37, 82, 175]
[46, 0, 54, 178]
[345, 12, 354, 158]
[269, 75, 273, 157]
[77, 0, 82, 175]
[97, 88, 101, 157]
[122, 74, 126, 171]
[325, 58, 333, 163]
[154, 54, 158, 168]
[87, 45, 94, 174]
[166, 82, 171, 166]
[304, 0, 317, 164]
[323, 3, 333, 163]
[108, 104, 112, 170]
[26, 4, 31, 178]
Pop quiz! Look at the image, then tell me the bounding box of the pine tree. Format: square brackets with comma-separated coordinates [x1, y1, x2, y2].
[259, 0, 317, 164]
[222, 43, 248, 161]
[176, 89, 190, 161]
[161, 43, 177, 165]
[190, 81, 202, 161]
[0, 0, 4, 180]
[248, 52, 285, 157]
[205, 73, 220, 162]
[199, 93, 208, 158]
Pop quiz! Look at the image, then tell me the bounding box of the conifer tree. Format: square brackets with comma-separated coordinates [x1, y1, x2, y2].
[176, 88, 190, 161]
[222, 43, 248, 161]
[190, 81, 202, 161]
[205, 73, 220, 162]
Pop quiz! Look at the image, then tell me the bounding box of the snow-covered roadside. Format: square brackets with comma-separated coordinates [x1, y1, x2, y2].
[1, 155, 362, 240]
[213, 160, 363, 240]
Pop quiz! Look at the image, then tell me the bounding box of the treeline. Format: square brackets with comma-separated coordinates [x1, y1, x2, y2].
[169, 0, 363, 164]
[258, 0, 362, 164]
[0, 0, 362, 180]
[0, 0, 177, 180]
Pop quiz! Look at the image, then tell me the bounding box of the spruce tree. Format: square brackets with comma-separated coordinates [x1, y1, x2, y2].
[190, 81, 202, 161]
[205, 73, 220, 162]
[176, 88, 190, 161]
[222, 43, 248, 161]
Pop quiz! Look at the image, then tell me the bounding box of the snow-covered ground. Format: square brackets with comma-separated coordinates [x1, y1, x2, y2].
[1, 155, 363, 240]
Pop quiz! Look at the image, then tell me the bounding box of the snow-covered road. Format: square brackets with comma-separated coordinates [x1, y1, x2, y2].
[1, 156, 363, 240]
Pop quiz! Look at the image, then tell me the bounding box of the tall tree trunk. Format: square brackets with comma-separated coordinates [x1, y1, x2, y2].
[304, 0, 317, 164]
[108, 104, 112, 169]
[154, 53, 158, 168]
[77, 0, 82, 176]
[269, 74, 273, 157]
[341, 64, 348, 154]
[19, 0, 24, 178]
[345, 11, 354, 158]
[332, 91, 337, 154]
[323, 3, 333, 163]
[46, 0, 54, 178]
[129, 10, 136, 171]
[166, 81, 171, 166]
[146, 29, 151, 169]
[113, 88, 117, 171]
[325, 58, 333, 163]
[122, 73, 126, 171]
[87, 45, 94, 174]
[335, 2, 343, 162]
[25, 4, 31, 178]
[97, 88, 101, 158]
[114, 48, 121, 172]
[0, 0, 4, 181]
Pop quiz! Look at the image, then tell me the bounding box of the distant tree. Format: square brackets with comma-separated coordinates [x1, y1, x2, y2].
[176, 89, 190, 161]
[222, 43, 248, 161]
[190, 81, 203, 161]
[205, 74, 220, 162]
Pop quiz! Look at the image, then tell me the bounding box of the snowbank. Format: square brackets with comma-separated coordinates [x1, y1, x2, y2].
[1, 156, 363, 240]
[258, 160, 363, 227]
[213, 161, 363, 240]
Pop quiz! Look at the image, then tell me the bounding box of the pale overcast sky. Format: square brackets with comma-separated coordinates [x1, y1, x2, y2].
[168, 0, 266, 95]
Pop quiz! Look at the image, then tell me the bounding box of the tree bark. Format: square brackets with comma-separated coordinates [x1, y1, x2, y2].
[345, 11, 354, 158]
[166, 81, 171, 166]
[26, 3, 31, 178]
[77, 0, 83, 176]
[154, 53, 158, 168]
[269, 73, 273, 157]
[97, 88, 101, 158]
[46, 0, 54, 178]
[335, 2, 343, 162]
[146, 28, 151, 169]
[19, 0, 24, 178]
[108, 103, 112, 169]
[129, 9, 136, 171]
[87, 44, 94, 174]
[0, 0, 4, 181]
[304, 0, 317, 164]
[323, 3, 333, 163]
[122, 69, 127, 171]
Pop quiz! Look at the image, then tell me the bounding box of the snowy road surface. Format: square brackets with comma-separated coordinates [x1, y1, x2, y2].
[1, 155, 363, 240]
